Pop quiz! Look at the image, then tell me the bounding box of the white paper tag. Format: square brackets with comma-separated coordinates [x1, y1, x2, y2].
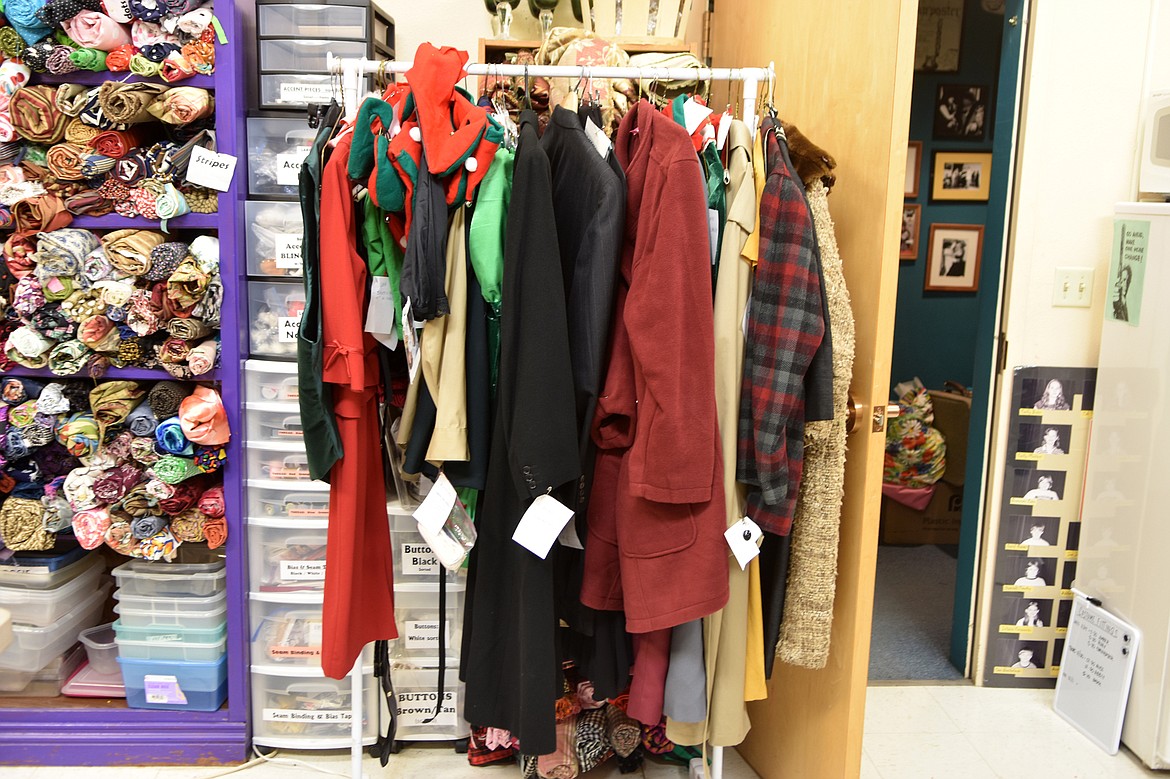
[401, 542, 440, 576]
[413, 472, 457, 535]
[402, 298, 421, 384]
[404, 619, 451, 649]
[186, 146, 237, 192]
[276, 146, 312, 186]
[279, 560, 325, 581]
[144, 675, 188, 705]
[365, 275, 398, 350]
[585, 117, 611, 158]
[725, 516, 763, 570]
[397, 689, 457, 728]
[513, 494, 574, 560]
[716, 111, 732, 151]
[557, 516, 584, 549]
[264, 708, 352, 723]
[682, 97, 714, 136]
[278, 316, 300, 343]
[273, 233, 303, 271]
[280, 81, 335, 104]
[708, 209, 720, 264]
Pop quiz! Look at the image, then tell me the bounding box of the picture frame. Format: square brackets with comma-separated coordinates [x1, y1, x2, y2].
[915, 0, 965, 72]
[925, 223, 983, 292]
[932, 151, 992, 201]
[905, 141, 922, 198]
[933, 84, 989, 140]
[900, 204, 921, 260]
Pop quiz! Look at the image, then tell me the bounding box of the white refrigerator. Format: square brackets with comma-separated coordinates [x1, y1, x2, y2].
[1079, 202, 1170, 769]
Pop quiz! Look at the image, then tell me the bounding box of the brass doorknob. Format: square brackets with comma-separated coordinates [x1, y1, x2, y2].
[846, 394, 860, 434]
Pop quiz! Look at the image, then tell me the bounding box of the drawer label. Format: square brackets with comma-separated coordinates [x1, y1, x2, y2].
[144, 675, 188, 705]
[278, 316, 301, 343]
[274, 233, 304, 270]
[280, 560, 326, 580]
[396, 689, 457, 728]
[264, 707, 352, 723]
[279, 81, 335, 104]
[404, 619, 451, 649]
[401, 543, 440, 576]
[145, 633, 183, 642]
[268, 645, 321, 659]
[276, 146, 312, 186]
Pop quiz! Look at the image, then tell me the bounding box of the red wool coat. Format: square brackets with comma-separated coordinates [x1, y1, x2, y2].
[581, 100, 729, 635]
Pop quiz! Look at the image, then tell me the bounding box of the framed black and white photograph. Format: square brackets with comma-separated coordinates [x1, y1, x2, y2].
[924, 223, 983, 292]
[900, 204, 921, 260]
[1007, 557, 1052, 589]
[905, 141, 922, 197]
[1005, 639, 1048, 670]
[1003, 515, 1058, 548]
[1017, 423, 1073, 456]
[915, 0, 964, 72]
[1001, 597, 1053, 629]
[931, 151, 992, 201]
[1010, 468, 1067, 503]
[933, 84, 989, 140]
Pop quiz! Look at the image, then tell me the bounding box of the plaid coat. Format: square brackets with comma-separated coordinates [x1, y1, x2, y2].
[737, 120, 833, 536]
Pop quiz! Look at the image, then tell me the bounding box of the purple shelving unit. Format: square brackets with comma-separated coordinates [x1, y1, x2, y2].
[0, 0, 250, 765]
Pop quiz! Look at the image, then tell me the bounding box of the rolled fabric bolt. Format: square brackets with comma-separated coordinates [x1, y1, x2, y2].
[69, 48, 108, 72]
[159, 52, 195, 83]
[186, 339, 216, 375]
[63, 11, 133, 50]
[97, 80, 167, 124]
[46, 45, 79, 75]
[192, 445, 225, 473]
[63, 465, 101, 509]
[88, 380, 145, 437]
[104, 519, 137, 554]
[202, 515, 225, 549]
[155, 415, 192, 455]
[196, 484, 223, 518]
[130, 18, 177, 46]
[129, 435, 160, 464]
[36, 383, 70, 415]
[146, 86, 212, 125]
[169, 510, 203, 542]
[166, 317, 210, 340]
[128, 53, 161, 77]
[178, 385, 228, 445]
[104, 43, 135, 70]
[54, 83, 88, 116]
[151, 454, 202, 483]
[71, 506, 111, 549]
[133, 527, 179, 561]
[130, 514, 166, 539]
[157, 479, 200, 514]
[10, 85, 67, 143]
[147, 380, 185, 419]
[119, 484, 155, 517]
[129, 0, 166, 22]
[125, 400, 157, 436]
[0, 496, 54, 551]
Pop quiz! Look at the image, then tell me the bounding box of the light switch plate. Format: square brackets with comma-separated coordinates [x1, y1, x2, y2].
[1053, 267, 1094, 308]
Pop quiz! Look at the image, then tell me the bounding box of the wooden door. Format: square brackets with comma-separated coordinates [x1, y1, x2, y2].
[709, 1, 918, 776]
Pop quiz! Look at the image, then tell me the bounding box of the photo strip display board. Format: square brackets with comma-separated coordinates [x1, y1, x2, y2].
[985, 366, 1097, 688]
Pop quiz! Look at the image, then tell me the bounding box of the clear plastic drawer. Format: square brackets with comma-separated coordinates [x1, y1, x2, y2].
[246, 116, 318, 197]
[247, 479, 330, 520]
[258, 38, 365, 74]
[246, 402, 305, 443]
[244, 359, 300, 403]
[252, 669, 378, 744]
[247, 280, 306, 358]
[257, 4, 368, 39]
[246, 200, 305, 276]
[249, 520, 329, 594]
[247, 442, 315, 484]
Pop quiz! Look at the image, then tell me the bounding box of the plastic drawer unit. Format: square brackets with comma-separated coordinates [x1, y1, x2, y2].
[248, 519, 328, 593]
[118, 655, 228, 712]
[247, 479, 330, 520]
[390, 663, 468, 742]
[252, 667, 378, 747]
[113, 590, 227, 630]
[0, 554, 104, 626]
[247, 280, 306, 357]
[246, 402, 305, 443]
[111, 560, 225, 598]
[0, 547, 96, 589]
[245, 359, 300, 403]
[388, 583, 465, 664]
[258, 38, 365, 75]
[388, 511, 462, 584]
[116, 634, 227, 663]
[112, 619, 226, 645]
[247, 442, 314, 484]
[257, 4, 368, 38]
[246, 200, 305, 276]
[246, 117, 318, 197]
[0, 584, 110, 671]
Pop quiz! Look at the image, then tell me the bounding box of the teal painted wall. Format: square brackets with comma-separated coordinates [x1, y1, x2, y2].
[890, 1, 1005, 393]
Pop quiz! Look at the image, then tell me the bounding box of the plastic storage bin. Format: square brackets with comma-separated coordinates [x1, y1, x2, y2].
[247, 479, 330, 519]
[248, 280, 306, 357]
[0, 554, 104, 626]
[390, 663, 468, 741]
[113, 591, 226, 630]
[246, 117, 318, 197]
[119, 654, 228, 711]
[247, 442, 313, 483]
[116, 633, 226, 662]
[259, 73, 341, 110]
[246, 200, 305, 276]
[249, 596, 322, 666]
[245, 359, 300, 403]
[252, 670, 378, 743]
[388, 511, 461, 584]
[0, 644, 84, 695]
[111, 560, 225, 598]
[388, 582, 465, 663]
[258, 38, 365, 74]
[112, 618, 225, 645]
[257, 3, 368, 38]
[246, 402, 305, 443]
[78, 622, 119, 674]
[0, 584, 110, 671]
[249, 521, 328, 593]
[0, 546, 92, 589]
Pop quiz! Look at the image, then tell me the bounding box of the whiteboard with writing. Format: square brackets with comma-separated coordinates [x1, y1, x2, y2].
[1054, 596, 1140, 754]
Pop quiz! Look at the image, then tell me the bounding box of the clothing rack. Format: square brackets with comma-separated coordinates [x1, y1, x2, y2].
[323, 51, 778, 779]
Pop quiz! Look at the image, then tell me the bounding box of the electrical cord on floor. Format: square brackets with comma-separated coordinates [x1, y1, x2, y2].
[181, 745, 358, 779]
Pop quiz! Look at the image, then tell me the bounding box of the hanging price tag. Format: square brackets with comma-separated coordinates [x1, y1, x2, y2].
[717, 110, 732, 151]
[365, 276, 398, 350]
[412, 472, 457, 535]
[513, 494, 575, 559]
[186, 146, 237, 192]
[402, 298, 421, 384]
[724, 516, 763, 570]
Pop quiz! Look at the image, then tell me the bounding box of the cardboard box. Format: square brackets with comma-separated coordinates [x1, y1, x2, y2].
[880, 481, 963, 545]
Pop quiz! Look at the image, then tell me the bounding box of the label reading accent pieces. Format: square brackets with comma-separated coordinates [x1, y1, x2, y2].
[279, 81, 335, 105]
[724, 516, 763, 570]
[144, 675, 188, 705]
[186, 146, 237, 192]
[512, 494, 574, 560]
[275, 146, 312, 186]
[273, 233, 303, 270]
[278, 316, 300, 343]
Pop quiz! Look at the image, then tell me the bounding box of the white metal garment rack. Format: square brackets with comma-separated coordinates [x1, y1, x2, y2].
[325, 52, 777, 779]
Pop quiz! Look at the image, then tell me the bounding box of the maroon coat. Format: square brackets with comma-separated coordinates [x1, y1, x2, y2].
[581, 101, 729, 635]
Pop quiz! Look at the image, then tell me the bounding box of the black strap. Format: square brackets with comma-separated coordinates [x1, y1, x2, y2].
[373, 639, 397, 765]
[422, 568, 447, 723]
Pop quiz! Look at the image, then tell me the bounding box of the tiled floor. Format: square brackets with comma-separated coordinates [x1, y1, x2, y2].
[0, 686, 1164, 778]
